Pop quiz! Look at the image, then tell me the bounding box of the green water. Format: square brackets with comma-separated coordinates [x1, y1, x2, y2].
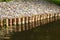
[9, 19, 60, 40]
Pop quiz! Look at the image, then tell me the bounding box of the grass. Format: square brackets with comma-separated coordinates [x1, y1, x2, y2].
[47, 0, 60, 5]
[0, 0, 11, 2]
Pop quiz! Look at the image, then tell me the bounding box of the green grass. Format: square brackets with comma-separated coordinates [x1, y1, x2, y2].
[0, 0, 11, 2]
[47, 0, 60, 5]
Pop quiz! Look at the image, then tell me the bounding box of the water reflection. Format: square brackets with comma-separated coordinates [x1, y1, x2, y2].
[1, 16, 60, 40]
[10, 19, 60, 40]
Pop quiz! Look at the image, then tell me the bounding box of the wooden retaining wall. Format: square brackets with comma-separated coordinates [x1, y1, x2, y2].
[0, 13, 60, 33]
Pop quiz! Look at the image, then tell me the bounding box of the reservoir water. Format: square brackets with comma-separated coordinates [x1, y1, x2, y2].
[4, 17, 60, 40]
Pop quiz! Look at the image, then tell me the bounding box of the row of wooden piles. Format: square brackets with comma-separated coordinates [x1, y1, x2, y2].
[0, 13, 60, 33]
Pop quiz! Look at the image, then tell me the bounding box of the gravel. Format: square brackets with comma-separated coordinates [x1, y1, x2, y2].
[0, 0, 60, 19]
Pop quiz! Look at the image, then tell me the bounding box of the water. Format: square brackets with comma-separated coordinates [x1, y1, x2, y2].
[0, 17, 60, 40]
[9, 17, 60, 40]
[10, 20, 60, 40]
